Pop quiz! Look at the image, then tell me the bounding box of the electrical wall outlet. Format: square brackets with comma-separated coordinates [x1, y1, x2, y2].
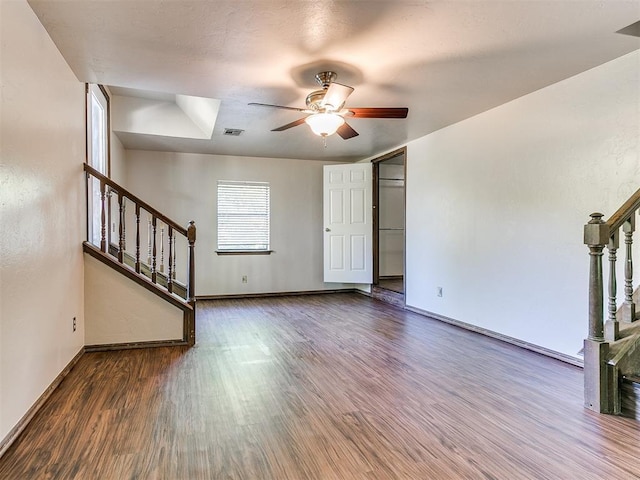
[242, 275, 248, 283]
[437, 287, 443, 297]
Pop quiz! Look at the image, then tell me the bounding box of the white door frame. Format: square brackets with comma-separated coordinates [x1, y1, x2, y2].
[371, 147, 407, 296]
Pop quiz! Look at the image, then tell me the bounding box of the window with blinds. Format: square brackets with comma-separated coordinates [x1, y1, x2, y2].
[217, 180, 270, 251]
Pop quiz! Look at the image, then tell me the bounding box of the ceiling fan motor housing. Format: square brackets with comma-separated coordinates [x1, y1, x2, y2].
[306, 72, 339, 110]
[306, 90, 326, 111]
[315, 71, 337, 89]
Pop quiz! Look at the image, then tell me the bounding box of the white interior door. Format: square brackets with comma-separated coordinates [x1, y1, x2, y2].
[323, 163, 372, 284]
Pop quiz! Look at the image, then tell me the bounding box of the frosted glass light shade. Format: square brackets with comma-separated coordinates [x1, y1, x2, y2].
[305, 113, 345, 137]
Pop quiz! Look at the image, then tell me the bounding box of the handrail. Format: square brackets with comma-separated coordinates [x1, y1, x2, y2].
[606, 187, 640, 232]
[84, 164, 187, 236]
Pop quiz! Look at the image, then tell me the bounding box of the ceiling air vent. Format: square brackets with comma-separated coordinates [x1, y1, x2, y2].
[223, 128, 244, 136]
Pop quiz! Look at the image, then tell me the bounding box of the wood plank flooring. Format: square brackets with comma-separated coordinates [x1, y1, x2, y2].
[377, 278, 404, 294]
[1, 293, 640, 479]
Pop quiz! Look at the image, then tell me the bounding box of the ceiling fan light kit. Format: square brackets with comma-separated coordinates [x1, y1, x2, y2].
[305, 112, 345, 137]
[249, 71, 408, 144]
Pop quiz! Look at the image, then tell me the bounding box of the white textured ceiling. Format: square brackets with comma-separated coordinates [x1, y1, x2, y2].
[28, 0, 640, 162]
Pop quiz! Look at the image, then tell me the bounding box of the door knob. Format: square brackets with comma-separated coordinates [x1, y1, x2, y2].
[325, 228, 331, 232]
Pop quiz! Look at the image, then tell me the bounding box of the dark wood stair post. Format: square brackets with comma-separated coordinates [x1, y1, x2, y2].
[584, 212, 611, 413]
[187, 220, 196, 346]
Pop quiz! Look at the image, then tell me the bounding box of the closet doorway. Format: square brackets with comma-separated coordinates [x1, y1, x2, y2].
[372, 147, 406, 298]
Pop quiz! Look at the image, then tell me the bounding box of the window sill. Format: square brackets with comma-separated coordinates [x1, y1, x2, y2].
[216, 250, 273, 256]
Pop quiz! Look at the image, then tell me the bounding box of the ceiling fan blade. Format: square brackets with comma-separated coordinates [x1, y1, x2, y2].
[337, 122, 359, 140]
[321, 83, 354, 110]
[249, 102, 311, 113]
[271, 117, 307, 131]
[347, 107, 409, 119]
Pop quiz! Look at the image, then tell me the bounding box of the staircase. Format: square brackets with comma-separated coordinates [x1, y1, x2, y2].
[584, 187, 640, 416]
[621, 374, 640, 418]
[84, 163, 196, 347]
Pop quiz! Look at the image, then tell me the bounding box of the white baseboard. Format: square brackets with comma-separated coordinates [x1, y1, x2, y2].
[404, 305, 583, 368]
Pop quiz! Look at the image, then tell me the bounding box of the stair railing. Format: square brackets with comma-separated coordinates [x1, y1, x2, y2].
[84, 163, 196, 304]
[584, 187, 640, 413]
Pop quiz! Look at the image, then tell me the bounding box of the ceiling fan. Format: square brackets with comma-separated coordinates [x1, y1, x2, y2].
[249, 71, 408, 141]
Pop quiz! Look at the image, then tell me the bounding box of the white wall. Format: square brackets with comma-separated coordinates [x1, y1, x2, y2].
[122, 150, 353, 295]
[406, 51, 640, 359]
[105, 86, 127, 185]
[84, 255, 183, 345]
[112, 95, 218, 140]
[110, 132, 126, 185]
[0, 0, 85, 444]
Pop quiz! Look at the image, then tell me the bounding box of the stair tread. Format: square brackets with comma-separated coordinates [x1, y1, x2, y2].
[622, 374, 640, 384]
[608, 322, 640, 355]
[616, 317, 640, 333]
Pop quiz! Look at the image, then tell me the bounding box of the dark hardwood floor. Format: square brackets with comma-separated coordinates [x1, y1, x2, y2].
[378, 277, 404, 294]
[1, 293, 640, 479]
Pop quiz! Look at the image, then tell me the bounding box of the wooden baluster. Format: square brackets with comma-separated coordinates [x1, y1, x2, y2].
[622, 216, 636, 323]
[168, 226, 174, 294]
[160, 224, 165, 273]
[605, 231, 619, 341]
[122, 197, 126, 251]
[187, 221, 196, 303]
[100, 181, 107, 252]
[151, 216, 157, 284]
[135, 204, 141, 273]
[583, 212, 611, 413]
[173, 235, 177, 279]
[147, 215, 152, 265]
[117, 193, 125, 263]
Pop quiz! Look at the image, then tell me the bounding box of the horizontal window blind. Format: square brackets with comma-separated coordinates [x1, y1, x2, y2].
[217, 181, 270, 250]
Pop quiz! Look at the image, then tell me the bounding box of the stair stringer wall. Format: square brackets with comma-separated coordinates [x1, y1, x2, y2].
[84, 253, 183, 346]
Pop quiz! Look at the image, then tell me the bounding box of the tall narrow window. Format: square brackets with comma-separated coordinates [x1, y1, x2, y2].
[217, 181, 270, 252]
[86, 84, 109, 247]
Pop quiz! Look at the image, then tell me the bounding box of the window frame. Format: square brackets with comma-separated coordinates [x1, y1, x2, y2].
[86, 83, 111, 247]
[215, 180, 272, 255]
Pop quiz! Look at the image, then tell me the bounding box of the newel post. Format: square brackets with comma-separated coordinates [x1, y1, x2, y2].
[187, 220, 196, 303]
[583, 212, 611, 412]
